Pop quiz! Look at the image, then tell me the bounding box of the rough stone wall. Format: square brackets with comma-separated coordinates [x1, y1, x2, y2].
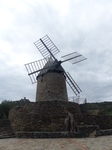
[9, 101, 112, 133]
[0, 119, 15, 138]
[75, 115, 112, 130]
[9, 101, 81, 132]
[36, 72, 68, 102]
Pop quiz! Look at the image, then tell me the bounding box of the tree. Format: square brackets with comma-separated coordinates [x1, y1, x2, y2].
[0, 100, 15, 118]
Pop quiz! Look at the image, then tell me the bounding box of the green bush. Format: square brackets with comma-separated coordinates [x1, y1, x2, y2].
[0, 100, 15, 119]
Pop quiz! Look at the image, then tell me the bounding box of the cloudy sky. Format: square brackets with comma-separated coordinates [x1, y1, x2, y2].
[0, 0, 112, 103]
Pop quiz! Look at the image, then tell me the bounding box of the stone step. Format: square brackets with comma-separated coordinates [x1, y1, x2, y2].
[0, 132, 14, 135]
[0, 124, 12, 126]
[0, 135, 16, 139]
[0, 126, 13, 129]
[96, 129, 112, 137]
[15, 131, 82, 138]
[0, 128, 14, 132]
[0, 120, 10, 123]
[0, 131, 15, 134]
[0, 119, 15, 139]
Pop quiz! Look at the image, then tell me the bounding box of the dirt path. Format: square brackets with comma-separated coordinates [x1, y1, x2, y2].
[0, 136, 112, 150]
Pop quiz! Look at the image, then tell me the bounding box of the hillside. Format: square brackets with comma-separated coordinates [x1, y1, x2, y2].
[80, 101, 112, 115]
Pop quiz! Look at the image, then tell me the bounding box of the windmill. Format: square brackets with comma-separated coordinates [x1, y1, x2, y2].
[25, 35, 87, 102]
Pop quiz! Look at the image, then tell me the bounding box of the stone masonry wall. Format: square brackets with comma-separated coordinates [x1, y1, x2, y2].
[75, 115, 112, 130]
[36, 72, 68, 102]
[9, 101, 81, 132]
[0, 119, 15, 138]
[9, 101, 112, 133]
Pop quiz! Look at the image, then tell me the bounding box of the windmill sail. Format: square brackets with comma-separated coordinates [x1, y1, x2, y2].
[64, 72, 82, 95]
[61, 52, 87, 64]
[25, 57, 54, 84]
[34, 35, 60, 60]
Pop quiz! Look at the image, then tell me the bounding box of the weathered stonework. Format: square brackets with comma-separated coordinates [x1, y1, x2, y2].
[15, 131, 83, 138]
[9, 101, 112, 138]
[75, 115, 112, 130]
[9, 101, 81, 132]
[0, 119, 15, 138]
[36, 72, 68, 102]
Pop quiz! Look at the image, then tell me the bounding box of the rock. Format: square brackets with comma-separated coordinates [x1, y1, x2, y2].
[64, 112, 77, 132]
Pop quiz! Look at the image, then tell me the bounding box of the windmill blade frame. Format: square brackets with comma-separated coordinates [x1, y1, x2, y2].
[61, 52, 87, 64]
[64, 72, 82, 95]
[34, 35, 60, 60]
[25, 57, 53, 84]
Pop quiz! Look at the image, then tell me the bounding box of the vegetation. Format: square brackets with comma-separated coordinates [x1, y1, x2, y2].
[80, 102, 112, 115]
[0, 100, 16, 119]
[0, 98, 30, 119]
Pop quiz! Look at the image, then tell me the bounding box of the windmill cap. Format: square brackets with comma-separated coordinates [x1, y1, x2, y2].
[37, 57, 64, 79]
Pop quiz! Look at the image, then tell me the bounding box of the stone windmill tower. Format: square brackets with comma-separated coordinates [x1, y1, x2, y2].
[25, 35, 86, 102]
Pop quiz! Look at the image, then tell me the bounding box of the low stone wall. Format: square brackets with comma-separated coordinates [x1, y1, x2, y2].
[96, 129, 112, 137]
[9, 101, 81, 132]
[0, 119, 15, 138]
[75, 115, 112, 129]
[9, 101, 112, 134]
[15, 132, 82, 138]
[15, 125, 98, 138]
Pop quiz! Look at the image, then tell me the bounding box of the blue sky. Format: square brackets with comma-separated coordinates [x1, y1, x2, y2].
[0, 0, 112, 103]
